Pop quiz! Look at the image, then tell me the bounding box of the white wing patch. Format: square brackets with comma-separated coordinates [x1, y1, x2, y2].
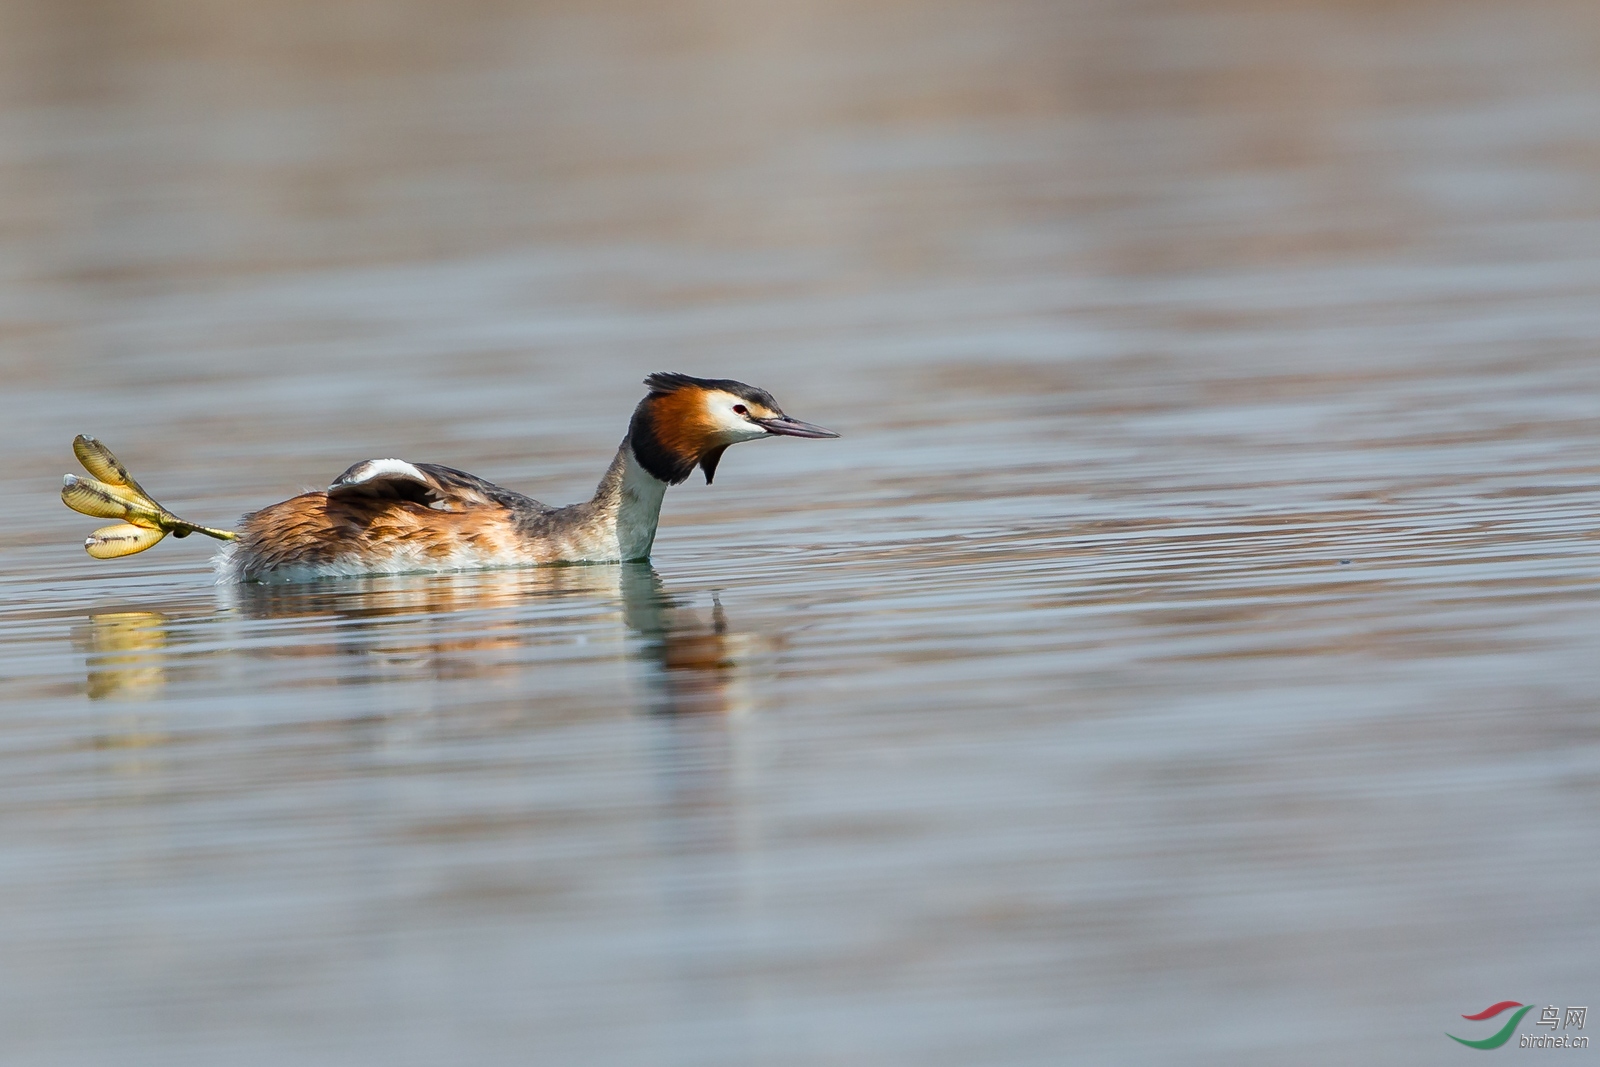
[329, 459, 430, 491]
[326, 458, 453, 508]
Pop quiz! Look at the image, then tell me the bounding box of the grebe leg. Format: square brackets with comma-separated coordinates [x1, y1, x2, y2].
[61, 435, 238, 559]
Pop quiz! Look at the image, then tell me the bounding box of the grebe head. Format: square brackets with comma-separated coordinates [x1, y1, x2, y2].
[628, 372, 840, 485]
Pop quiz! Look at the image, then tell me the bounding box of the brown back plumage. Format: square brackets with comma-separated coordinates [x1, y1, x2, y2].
[231, 491, 528, 580]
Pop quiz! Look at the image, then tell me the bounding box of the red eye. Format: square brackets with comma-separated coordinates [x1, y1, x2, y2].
[733, 404, 748, 415]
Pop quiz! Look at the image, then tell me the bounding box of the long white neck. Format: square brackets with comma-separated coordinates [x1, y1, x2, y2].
[588, 440, 670, 561]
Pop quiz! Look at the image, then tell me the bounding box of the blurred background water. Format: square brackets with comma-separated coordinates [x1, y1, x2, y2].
[2, 0, 1600, 1063]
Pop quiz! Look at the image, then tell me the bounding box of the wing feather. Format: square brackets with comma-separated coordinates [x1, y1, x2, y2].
[326, 459, 550, 513]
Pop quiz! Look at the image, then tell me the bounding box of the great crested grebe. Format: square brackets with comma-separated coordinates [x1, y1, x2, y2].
[61, 373, 838, 582]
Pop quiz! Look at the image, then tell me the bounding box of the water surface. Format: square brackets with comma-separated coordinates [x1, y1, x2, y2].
[3, 1, 1600, 1063]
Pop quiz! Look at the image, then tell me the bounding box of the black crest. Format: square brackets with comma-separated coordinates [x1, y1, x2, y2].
[643, 372, 779, 411]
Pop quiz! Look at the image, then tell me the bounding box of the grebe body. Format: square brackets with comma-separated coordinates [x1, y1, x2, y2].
[62, 373, 837, 583]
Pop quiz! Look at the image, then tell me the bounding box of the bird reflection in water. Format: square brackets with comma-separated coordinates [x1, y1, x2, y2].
[77, 565, 767, 716]
[617, 567, 763, 716]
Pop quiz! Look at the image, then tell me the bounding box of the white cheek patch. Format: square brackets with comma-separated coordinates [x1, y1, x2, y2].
[703, 392, 773, 442]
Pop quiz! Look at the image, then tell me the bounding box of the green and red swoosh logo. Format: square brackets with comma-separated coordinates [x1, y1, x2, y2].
[1448, 1002, 1534, 1049]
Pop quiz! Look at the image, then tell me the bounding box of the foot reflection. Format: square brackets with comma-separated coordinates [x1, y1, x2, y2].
[78, 610, 170, 700]
[78, 565, 767, 716]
